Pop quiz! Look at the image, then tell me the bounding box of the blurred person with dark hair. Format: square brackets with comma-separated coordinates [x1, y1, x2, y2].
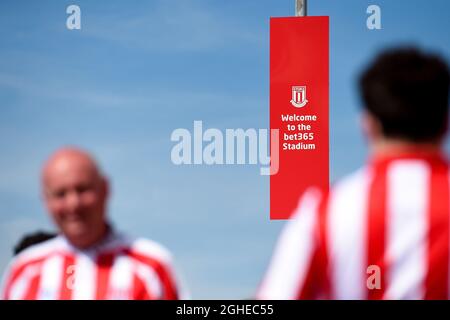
[257, 47, 450, 299]
[14, 231, 57, 255]
[1, 147, 187, 300]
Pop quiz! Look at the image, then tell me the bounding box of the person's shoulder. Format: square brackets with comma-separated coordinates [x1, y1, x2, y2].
[299, 167, 369, 199]
[8, 236, 64, 270]
[293, 167, 370, 215]
[123, 236, 174, 266]
[332, 166, 370, 195]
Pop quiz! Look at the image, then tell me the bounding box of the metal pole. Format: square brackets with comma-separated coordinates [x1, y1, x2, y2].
[295, 0, 307, 17]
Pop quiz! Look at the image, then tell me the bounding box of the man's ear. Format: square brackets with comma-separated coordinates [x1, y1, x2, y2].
[360, 110, 382, 143]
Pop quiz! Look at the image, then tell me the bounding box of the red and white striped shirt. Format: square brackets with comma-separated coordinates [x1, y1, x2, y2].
[0, 231, 186, 300]
[258, 151, 450, 299]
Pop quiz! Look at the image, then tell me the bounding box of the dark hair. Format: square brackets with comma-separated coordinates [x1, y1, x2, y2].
[359, 47, 450, 142]
[14, 231, 57, 255]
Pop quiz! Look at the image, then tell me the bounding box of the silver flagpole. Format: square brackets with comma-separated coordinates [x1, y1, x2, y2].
[295, 0, 307, 17]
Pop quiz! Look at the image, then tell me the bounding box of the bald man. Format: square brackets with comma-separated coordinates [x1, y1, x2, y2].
[1, 147, 186, 300]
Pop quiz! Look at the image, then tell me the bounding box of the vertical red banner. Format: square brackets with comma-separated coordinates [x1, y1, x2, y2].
[270, 17, 329, 220]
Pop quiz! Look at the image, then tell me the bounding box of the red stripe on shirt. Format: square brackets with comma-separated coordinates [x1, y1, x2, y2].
[132, 271, 152, 300]
[298, 192, 331, 299]
[367, 162, 388, 299]
[23, 272, 41, 300]
[95, 253, 115, 300]
[425, 160, 449, 299]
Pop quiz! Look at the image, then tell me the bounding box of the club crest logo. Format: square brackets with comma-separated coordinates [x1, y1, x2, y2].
[290, 86, 308, 108]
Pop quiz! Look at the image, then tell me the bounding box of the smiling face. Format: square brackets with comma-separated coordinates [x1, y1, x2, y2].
[42, 148, 109, 249]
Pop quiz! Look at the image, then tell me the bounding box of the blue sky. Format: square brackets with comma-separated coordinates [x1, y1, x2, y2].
[0, 0, 449, 299]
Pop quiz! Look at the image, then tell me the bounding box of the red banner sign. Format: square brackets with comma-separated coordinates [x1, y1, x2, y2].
[270, 16, 329, 219]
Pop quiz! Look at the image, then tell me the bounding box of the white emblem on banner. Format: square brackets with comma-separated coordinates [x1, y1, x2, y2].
[290, 86, 308, 108]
